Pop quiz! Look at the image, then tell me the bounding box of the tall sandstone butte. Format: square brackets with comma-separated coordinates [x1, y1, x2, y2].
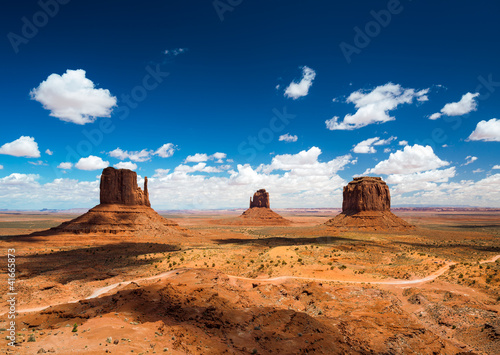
[342, 177, 390, 214]
[100, 167, 151, 206]
[37, 167, 180, 237]
[240, 188, 290, 225]
[249, 189, 270, 208]
[326, 176, 414, 230]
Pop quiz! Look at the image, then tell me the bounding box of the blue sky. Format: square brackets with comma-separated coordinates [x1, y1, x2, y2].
[1, 0, 499, 209]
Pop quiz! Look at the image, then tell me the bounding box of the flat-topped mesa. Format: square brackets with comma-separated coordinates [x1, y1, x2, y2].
[249, 189, 270, 209]
[342, 176, 390, 215]
[325, 176, 414, 231]
[100, 167, 151, 207]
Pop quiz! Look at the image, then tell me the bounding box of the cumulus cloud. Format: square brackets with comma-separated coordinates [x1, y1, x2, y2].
[109, 143, 176, 162]
[279, 133, 298, 143]
[429, 92, 480, 120]
[75, 156, 109, 171]
[0, 136, 41, 158]
[45, 149, 53, 155]
[155, 143, 176, 158]
[364, 144, 449, 175]
[467, 118, 500, 142]
[398, 140, 408, 146]
[326, 83, 429, 130]
[383, 148, 391, 153]
[28, 160, 46, 166]
[284, 66, 316, 100]
[0, 173, 100, 210]
[352, 136, 396, 154]
[185, 153, 209, 163]
[492, 165, 500, 170]
[174, 163, 221, 174]
[30, 69, 117, 125]
[147, 147, 351, 209]
[472, 169, 484, 174]
[57, 162, 73, 170]
[185, 152, 228, 164]
[114, 161, 138, 170]
[464, 156, 478, 166]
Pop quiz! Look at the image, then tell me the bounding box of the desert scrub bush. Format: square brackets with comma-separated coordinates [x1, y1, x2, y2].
[72, 324, 78, 333]
[339, 265, 346, 271]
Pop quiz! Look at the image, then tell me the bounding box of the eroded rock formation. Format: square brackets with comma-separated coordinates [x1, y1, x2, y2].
[326, 177, 414, 231]
[38, 167, 181, 237]
[100, 167, 150, 207]
[239, 189, 290, 225]
[342, 177, 390, 215]
[249, 189, 270, 209]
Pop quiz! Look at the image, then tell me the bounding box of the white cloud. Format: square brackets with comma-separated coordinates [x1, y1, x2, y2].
[114, 161, 138, 170]
[352, 136, 396, 154]
[383, 148, 391, 153]
[463, 156, 477, 166]
[326, 83, 429, 130]
[155, 143, 176, 158]
[164, 48, 187, 56]
[45, 149, 53, 155]
[57, 162, 73, 170]
[185, 153, 209, 163]
[184, 152, 227, 163]
[352, 137, 380, 154]
[492, 165, 500, 170]
[109, 148, 152, 162]
[284, 66, 316, 100]
[109, 143, 175, 162]
[385, 167, 456, 194]
[364, 144, 449, 175]
[174, 163, 221, 174]
[398, 140, 408, 146]
[148, 147, 352, 209]
[279, 133, 298, 143]
[429, 92, 480, 120]
[467, 118, 500, 142]
[30, 69, 117, 125]
[75, 156, 109, 171]
[472, 168, 484, 174]
[0, 165, 3, 169]
[153, 168, 170, 177]
[0, 136, 41, 158]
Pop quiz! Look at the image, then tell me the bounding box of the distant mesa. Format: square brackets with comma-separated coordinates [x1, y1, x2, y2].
[240, 189, 291, 225]
[325, 177, 414, 231]
[37, 167, 181, 237]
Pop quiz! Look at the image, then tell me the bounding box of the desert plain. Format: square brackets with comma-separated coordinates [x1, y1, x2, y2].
[0, 208, 499, 354]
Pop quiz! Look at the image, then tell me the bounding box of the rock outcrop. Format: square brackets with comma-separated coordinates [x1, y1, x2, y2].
[249, 189, 270, 208]
[239, 189, 291, 225]
[100, 167, 150, 206]
[326, 177, 414, 231]
[38, 167, 181, 237]
[342, 177, 390, 214]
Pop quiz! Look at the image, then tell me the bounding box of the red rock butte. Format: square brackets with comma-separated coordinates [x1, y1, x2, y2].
[240, 189, 291, 225]
[325, 177, 414, 231]
[37, 167, 182, 237]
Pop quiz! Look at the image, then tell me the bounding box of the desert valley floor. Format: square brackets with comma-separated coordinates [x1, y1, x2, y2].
[0, 209, 499, 354]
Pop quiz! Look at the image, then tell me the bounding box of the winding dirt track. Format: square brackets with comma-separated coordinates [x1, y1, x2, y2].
[9, 255, 500, 315]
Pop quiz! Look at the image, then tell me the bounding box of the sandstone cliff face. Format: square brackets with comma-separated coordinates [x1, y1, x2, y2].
[100, 167, 151, 207]
[249, 189, 270, 208]
[326, 176, 413, 230]
[342, 177, 390, 215]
